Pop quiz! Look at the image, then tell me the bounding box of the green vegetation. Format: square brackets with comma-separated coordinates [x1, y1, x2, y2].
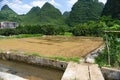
[22, 6, 41, 25]
[31, 52, 80, 63]
[49, 56, 80, 63]
[0, 16, 120, 37]
[0, 5, 20, 22]
[0, 3, 66, 26]
[11, 34, 43, 38]
[62, 32, 73, 36]
[0, 34, 43, 39]
[0, 48, 80, 63]
[70, 16, 120, 37]
[96, 30, 120, 67]
[0, 28, 17, 36]
[71, 21, 104, 36]
[9, 51, 80, 63]
[31, 53, 80, 63]
[31, 53, 42, 57]
[0, 1, 104, 26]
[21, 2, 66, 25]
[0, 0, 120, 67]
[0, 24, 70, 36]
[63, 11, 70, 18]
[67, 0, 104, 26]
[102, 0, 120, 19]
[39, 2, 65, 26]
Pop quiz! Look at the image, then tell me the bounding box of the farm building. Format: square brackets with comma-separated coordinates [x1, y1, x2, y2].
[0, 22, 19, 29]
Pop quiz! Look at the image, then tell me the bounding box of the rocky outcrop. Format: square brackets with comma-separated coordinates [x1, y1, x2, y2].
[0, 53, 68, 70]
[102, 0, 120, 19]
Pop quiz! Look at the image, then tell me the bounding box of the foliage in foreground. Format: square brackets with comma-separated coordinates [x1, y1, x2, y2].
[96, 32, 120, 67]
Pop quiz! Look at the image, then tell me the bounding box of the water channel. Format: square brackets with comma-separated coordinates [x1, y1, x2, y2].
[0, 59, 64, 80]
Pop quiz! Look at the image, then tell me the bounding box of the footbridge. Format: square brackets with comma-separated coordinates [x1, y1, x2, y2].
[61, 62, 105, 80]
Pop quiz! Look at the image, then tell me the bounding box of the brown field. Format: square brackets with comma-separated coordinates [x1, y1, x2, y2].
[0, 36, 104, 57]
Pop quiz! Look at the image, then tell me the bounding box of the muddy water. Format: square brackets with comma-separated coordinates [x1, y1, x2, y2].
[0, 59, 64, 80]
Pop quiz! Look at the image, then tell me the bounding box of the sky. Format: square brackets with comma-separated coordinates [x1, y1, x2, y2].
[0, 0, 107, 15]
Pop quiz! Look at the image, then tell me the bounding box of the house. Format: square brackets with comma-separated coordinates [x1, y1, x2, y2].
[0, 22, 19, 29]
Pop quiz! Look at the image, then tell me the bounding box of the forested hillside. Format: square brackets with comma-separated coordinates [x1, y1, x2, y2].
[22, 6, 41, 25]
[0, 2, 65, 25]
[0, 1, 104, 26]
[102, 0, 120, 19]
[38, 2, 65, 25]
[0, 5, 20, 22]
[66, 0, 104, 26]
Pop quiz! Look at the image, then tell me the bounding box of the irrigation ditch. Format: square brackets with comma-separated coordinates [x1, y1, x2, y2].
[0, 46, 119, 80]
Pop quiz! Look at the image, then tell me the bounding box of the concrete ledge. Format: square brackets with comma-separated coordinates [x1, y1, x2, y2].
[101, 67, 120, 80]
[0, 72, 27, 80]
[0, 53, 68, 70]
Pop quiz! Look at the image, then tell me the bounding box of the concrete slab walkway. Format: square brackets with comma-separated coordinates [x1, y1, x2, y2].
[61, 62, 104, 80]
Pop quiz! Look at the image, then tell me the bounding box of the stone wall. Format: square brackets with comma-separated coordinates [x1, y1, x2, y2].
[101, 67, 120, 80]
[0, 53, 68, 70]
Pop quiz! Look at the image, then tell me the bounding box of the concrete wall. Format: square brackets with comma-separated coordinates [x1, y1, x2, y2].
[101, 67, 120, 80]
[0, 53, 68, 70]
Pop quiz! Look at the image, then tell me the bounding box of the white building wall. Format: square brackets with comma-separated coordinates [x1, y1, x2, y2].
[0, 22, 19, 29]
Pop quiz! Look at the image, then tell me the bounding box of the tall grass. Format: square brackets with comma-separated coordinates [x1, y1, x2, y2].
[0, 34, 43, 39]
[26, 52, 80, 63]
[12, 34, 43, 38]
[47, 56, 80, 63]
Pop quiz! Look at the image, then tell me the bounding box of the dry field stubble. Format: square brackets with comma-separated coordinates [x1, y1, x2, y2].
[0, 36, 104, 57]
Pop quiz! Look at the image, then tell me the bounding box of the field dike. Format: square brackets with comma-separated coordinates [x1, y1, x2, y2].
[0, 52, 68, 70]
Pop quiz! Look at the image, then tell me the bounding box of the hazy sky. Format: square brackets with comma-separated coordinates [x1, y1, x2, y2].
[0, 0, 107, 14]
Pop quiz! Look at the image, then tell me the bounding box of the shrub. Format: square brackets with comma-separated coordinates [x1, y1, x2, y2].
[71, 21, 104, 36]
[0, 28, 18, 36]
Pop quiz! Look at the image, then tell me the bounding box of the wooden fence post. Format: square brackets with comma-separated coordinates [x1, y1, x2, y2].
[105, 33, 110, 65]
